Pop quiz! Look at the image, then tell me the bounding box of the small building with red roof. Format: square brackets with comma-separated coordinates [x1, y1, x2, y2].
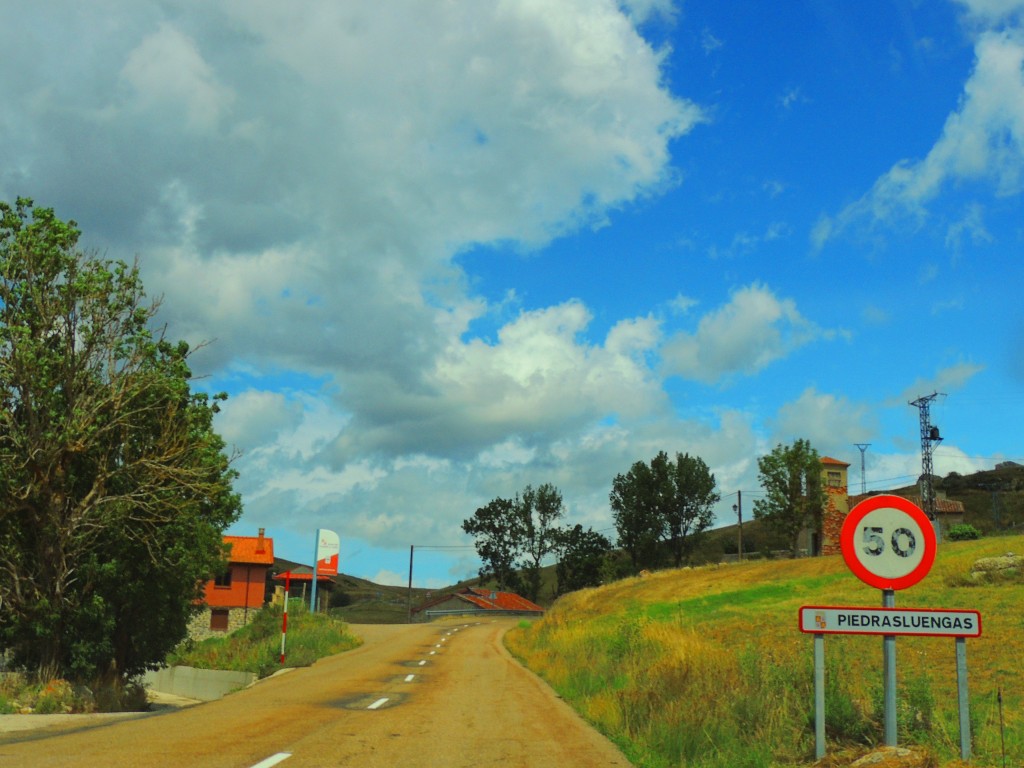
[188, 528, 275, 640]
[411, 587, 543, 622]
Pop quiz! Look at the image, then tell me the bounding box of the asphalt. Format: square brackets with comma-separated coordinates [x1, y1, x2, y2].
[0, 690, 201, 735]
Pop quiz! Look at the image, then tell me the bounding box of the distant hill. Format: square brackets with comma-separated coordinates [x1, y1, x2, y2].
[272, 558, 438, 623]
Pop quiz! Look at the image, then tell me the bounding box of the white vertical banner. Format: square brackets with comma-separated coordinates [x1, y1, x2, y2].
[309, 529, 339, 613]
[315, 529, 340, 576]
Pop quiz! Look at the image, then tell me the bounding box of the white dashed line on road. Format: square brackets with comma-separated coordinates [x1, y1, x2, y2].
[250, 753, 291, 768]
[405, 674, 416, 682]
[418, 660, 426, 666]
[368, 698, 389, 710]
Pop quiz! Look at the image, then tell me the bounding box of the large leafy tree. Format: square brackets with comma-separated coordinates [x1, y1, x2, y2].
[516, 483, 565, 602]
[0, 199, 241, 681]
[462, 497, 524, 593]
[753, 439, 825, 558]
[610, 451, 719, 571]
[610, 458, 664, 571]
[663, 452, 720, 567]
[555, 524, 611, 594]
[462, 483, 567, 600]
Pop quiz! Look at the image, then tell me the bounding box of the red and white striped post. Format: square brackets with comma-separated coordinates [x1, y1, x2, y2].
[279, 570, 291, 664]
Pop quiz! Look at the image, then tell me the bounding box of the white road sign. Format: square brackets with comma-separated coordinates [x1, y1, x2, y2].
[800, 606, 981, 637]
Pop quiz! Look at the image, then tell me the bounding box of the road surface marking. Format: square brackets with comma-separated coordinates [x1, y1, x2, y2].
[250, 754, 291, 768]
[429, 650, 436, 655]
[418, 660, 426, 666]
[404, 674, 416, 682]
[368, 698, 389, 710]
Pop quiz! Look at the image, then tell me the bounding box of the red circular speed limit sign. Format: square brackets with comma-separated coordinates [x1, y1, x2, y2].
[840, 494, 937, 590]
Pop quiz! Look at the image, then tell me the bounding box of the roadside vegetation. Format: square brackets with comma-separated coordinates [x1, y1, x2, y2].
[506, 534, 1024, 767]
[0, 674, 149, 715]
[168, 601, 361, 678]
[0, 603, 360, 713]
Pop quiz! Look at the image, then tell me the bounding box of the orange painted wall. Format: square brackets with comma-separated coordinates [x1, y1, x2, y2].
[203, 564, 269, 609]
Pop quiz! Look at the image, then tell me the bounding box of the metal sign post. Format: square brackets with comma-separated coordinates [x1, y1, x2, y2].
[814, 632, 825, 760]
[882, 589, 897, 746]
[279, 570, 291, 664]
[956, 637, 971, 761]
[800, 606, 981, 759]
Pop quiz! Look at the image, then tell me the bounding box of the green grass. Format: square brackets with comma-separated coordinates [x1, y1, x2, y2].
[506, 535, 1024, 767]
[169, 603, 361, 678]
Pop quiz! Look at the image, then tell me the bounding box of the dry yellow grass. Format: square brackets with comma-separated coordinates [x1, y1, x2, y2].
[507, 535, 1024, 767]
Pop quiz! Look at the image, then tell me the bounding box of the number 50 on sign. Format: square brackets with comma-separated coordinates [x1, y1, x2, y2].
[840, 494, 937, 590]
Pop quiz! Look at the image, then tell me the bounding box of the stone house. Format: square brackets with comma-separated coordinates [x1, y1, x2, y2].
[188, 529, 275, 640]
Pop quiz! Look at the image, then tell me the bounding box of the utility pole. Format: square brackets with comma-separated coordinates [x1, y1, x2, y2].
[407, 545, 414, 623]
[732, 491, 743, 561]
[910, 392, 944, 539]
[854, 443, 871, 495]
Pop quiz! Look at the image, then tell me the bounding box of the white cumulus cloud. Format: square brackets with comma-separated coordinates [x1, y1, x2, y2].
[660, 284, 837, 384]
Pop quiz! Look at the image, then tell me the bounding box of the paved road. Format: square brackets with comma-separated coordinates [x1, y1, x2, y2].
[0, 619, 630, 767]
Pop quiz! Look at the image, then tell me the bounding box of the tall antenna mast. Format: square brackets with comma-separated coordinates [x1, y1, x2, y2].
[854, 443, 870, 495]
[909, 392, 944, 524]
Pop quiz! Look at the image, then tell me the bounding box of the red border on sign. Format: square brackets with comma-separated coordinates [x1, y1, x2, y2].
[840, 494, 937, 590]
[798, 605, 982, 637]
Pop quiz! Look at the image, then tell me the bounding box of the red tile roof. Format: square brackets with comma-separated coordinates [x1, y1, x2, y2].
[271, 567, 333, 583]
[224, 535, 274, 565]
[848, 493, 965, 514]
[415, 587, 544, 614]
[465, 587, 544, 612]
[821, 456, 850, 467]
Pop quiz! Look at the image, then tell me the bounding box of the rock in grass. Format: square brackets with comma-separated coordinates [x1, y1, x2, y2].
[850, 746, 935, 767]
[970, 552, 1023, 581]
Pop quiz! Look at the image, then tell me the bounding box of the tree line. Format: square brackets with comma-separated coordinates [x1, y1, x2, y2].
[463, 441, 829, 601]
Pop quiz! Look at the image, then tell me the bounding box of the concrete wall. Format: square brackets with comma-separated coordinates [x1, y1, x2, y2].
[143, 665, 256, 702]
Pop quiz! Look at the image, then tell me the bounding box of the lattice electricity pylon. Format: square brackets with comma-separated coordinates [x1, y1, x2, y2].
[854, 443, 871, 495]
[909, 392, 944, 521]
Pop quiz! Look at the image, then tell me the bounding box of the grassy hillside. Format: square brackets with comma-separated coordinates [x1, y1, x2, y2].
[506, 534, 1024, 767]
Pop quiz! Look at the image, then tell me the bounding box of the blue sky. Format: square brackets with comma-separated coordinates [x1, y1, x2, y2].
[3, 0, 1022, 588]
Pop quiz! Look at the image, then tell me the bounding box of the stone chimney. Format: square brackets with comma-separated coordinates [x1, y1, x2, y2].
[256, 528, 266, 554]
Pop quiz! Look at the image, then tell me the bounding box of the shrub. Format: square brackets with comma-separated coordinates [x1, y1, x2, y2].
[32, 679, 75, 714]
[947, 524, 981, 541]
